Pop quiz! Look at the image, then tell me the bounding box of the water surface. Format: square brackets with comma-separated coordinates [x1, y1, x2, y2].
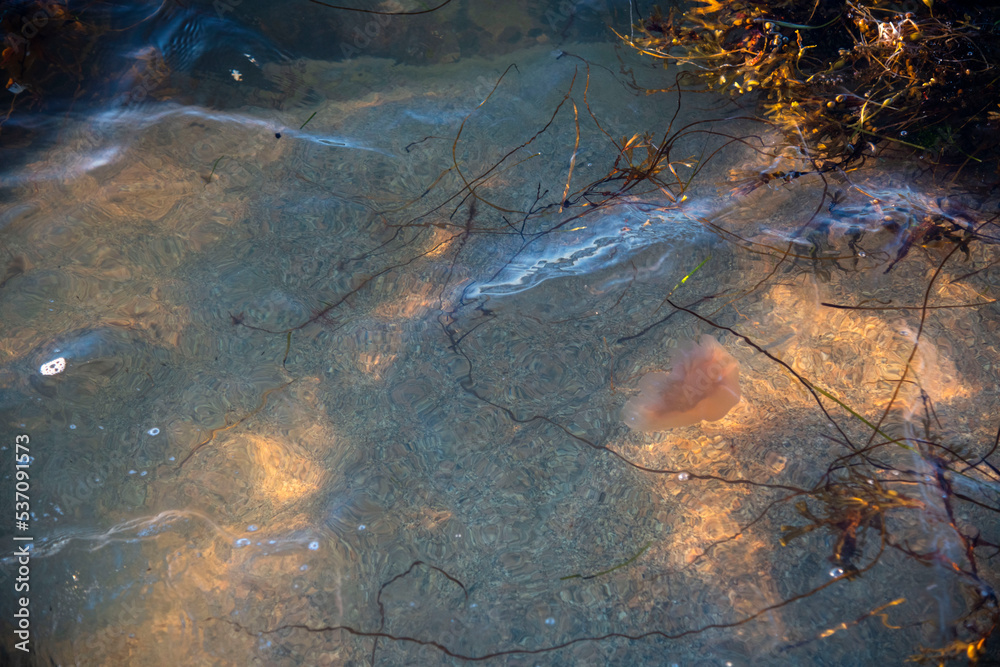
[1, 1, 999, 665]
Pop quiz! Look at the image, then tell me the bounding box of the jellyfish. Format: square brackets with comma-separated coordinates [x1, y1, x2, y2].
[621, 334, 741, 431]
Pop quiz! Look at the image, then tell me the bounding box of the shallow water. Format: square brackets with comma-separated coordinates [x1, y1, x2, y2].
[1, 2, 999, 665]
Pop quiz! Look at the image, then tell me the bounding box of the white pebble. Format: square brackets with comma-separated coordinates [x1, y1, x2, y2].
[40, 357, 66, 375]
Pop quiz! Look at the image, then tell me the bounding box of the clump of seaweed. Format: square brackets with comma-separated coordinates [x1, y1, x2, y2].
[620, 1, 1000, 167]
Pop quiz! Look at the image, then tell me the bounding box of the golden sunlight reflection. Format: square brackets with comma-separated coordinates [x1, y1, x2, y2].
[50, 507, 342, 664]
[373, 289, 437, 322]
[422, 224, 460, 258]
[371, 264, 465, 323]
[761, 280, 970, 414]
[244, 433, 325, 507]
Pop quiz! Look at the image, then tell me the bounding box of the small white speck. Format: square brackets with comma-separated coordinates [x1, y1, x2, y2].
[168, 456, 175, 461]
[308, 541, 319, 550]
[300, 564, 308, 571]
[128, 470, 137, 475]
[69, 424, 76, 429]
[469, 603, 477, 608]
[140, 471, 147, 477]
[247, 525, 258, 532]
[147, 427, 160, 436]
[829, 567, 844, 578]
[235, 538, 250, 547]
[677, 472, 690, 481]
[358, 524, 366, 531]
[544, 617, 555, 626]
[98, 426, 104, 430]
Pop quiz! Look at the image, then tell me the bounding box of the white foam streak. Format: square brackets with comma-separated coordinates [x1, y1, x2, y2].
[468, 205, 708, 299]
[99, 105, 392, 155]
[1, 509, 314, 562]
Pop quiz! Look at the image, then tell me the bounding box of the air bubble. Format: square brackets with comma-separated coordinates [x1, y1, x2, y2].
[830, 567, 844, 577]
[544, 617, 556, 625]
[235, 538, 251, 547]
[147, 427, 160, 436]
[308, 541, 319, 550]
[677, 472, 690, 481]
